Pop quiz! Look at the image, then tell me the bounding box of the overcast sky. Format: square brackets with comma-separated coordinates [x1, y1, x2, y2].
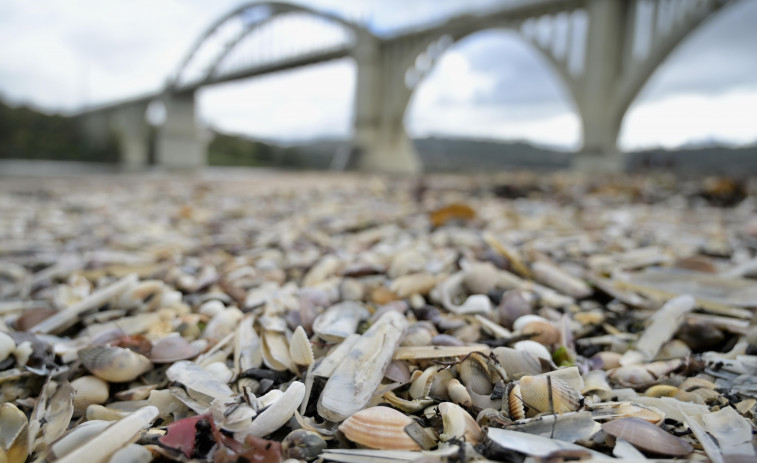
[1, 0, 755, 151]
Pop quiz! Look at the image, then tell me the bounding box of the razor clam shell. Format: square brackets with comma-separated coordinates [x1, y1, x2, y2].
[506, 411, 599, 443]
[531, 261, 592, 298]
[318, 310, 408, 422]
[312, 333, 361, 378]
[312, 301, 369, 342]
[486, 428, 608, 459]
[621, 294, 695, 364]
[54, 406, 158, 463]
[601, 417, 693, 456]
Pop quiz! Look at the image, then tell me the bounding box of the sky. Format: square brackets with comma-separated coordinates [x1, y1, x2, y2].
[0, 0, 756, 151]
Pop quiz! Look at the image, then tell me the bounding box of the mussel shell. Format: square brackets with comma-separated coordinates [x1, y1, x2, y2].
[602, 417, 693, 456]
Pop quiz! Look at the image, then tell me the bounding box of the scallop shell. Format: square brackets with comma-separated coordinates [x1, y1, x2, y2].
[601, 417, 693, 456]
[150, 335, 198, 363]
[338, 406, 422, 450]
[79, 346, 153, 383]
[510, 375, 582, 418]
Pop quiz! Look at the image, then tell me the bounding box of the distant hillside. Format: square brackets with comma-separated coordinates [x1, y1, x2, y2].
[0, 100, 118, 162]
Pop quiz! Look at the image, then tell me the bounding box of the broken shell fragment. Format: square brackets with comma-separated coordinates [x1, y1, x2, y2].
[242, 381, 305, 438]
[282, 429, 327, 461]
[510, 375, 582, 418]
[601, 417, 693, 456]
[338, 406, 424, 450]
[438, 401, 482, 444]
[289, 325, 314, 367]
[79, 346, 153, 383]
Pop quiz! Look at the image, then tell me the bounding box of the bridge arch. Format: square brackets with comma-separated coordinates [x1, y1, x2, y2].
[169, 1, 375, 93]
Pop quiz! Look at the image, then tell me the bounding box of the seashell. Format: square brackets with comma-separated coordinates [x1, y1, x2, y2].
[240, 381, 305, 438]
[520, 320, 560, 346]
[311, 334, 360, 378]
[85, 404, 130, 421]
[581, 370, 612, 400]
[655, 339, 691, 360]
[506, 411, 600, 444]
[487, 428, 607, 459]
[429, 368, 456, 398]
[384, 360, 411, 383]
[589, 351, 622, 370]
[13, 340, 33, 367]
[108, 443, 152, 463]
[15, 308, 57, 332]
[303, 255, 341, 287]
[166, 360, 234, 405]
[510, 375, 582, 418]
[312, 302, 368, 342]
[282, 429, 327, 461]
[462, 261, 501, 294]
[531, 261, 592, 298]
[261, 330, 296, 372]
[257, 389, 284, 410]
[289, 325, 314, 367]
[453, 294, 493, 315]
[601, 417, 693, 456]
[447, 378, 472, 408]
[401, 322, 436, 347]
[0, 403, 28, 463]
[409, 365, 439, 399]
[438, 401, 482, 444]
[79, 346, 152, 383]
[339, 278, 364, 301]
[0, 331, 16, 363]
[498, 290, 533, 330]
[458, 355, 493, 395]
[198, 300, 225, 317]
[234, 315, 262, 372]
[318, 311, 407, 422]
[514, 340, 552, 364]
[203, 307, 243, 340]
[644, 384, 678, 398]
[508, 383, 525, 420]
[150, 335, 198, 363]
[49, 420, 111, 460]
[390, 273, 437, 298]
[338, 406, 423, 450]
[382, 391, 435, 413]
[55, 406, 159, 463]
[493, 346, 543, 379]
[205, 361, 233, 383]
[71, 375, 109, 416]
[590, 401, 665, 424]
[476, 408, 508, 428]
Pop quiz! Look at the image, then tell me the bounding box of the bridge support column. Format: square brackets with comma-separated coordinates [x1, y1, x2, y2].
[107, 104, 150, 171]
[155, 92, 207, 170]
[573, 0, 629, 173]
[350, 40, 421, 174]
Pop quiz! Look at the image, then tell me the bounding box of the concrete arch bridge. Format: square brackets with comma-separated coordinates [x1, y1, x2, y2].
[77, 0, 739, 173]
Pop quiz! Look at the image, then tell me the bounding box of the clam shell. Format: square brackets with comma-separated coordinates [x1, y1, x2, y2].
[390, 273, 437, 298]
[493, 346, 543, 379]
[0, 403, 28, 463]
[511, 375, 582, 418]
[532, 261, 592, 298]
[601, 417, 693, 456]
[0, 331, 16, 363]
[338, 406, 422, 450]
[71, 376, 109, 416]
[241, 381, 305, 438]
[519, 320, 560, 346]
[79, 346, 153, 383]
[150, 335, 198, 363]
[458, 355, 493, 395]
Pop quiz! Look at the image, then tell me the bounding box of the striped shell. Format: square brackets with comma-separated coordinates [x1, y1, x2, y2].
[509, 375, 582, 418]
[338, 407, 422, 450]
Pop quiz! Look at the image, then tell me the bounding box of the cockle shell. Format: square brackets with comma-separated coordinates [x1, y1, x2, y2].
[601, 417, 693, 456]
[338, 407, 423, 450]
[79, 346, 152, 383]
[289, 325, 314, 367]
[509, 375, 582, 418]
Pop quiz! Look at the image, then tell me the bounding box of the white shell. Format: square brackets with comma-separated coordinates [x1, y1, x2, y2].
[289, 325, 314, 367]
[312, 302, 368, 342]
[71, 376, 109, 415]
[0, 331, 16, 362]
[240, 381, 305, 438]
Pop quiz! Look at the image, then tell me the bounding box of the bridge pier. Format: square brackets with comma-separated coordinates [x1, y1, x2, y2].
[350, 40, 422, 174]
[154, 92, 207, 170]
